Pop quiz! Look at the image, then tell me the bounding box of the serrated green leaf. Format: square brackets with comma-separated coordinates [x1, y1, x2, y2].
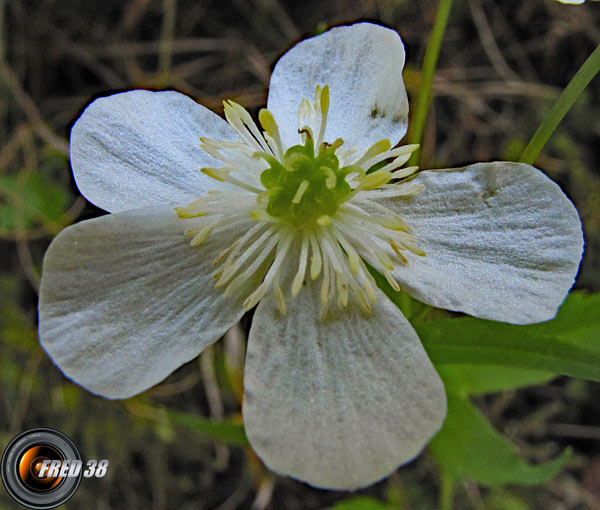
[430, 392, 570, 487]
[416, 292, 600, 382]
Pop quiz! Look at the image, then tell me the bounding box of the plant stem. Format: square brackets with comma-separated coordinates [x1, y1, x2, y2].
[408, 0, 455, 167]
[440, 474, 455, 510]
[519, 43, 600, 165]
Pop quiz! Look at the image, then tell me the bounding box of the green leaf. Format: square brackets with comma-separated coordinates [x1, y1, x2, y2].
[437, 365, 554, 396]
[163, 408, 249, 446]
[416, 293, 600, 382]
[407, 0, 455, 166]
[430, 392, 570, 487]
[127, 402, 249, 447]
[0, 171, 68, 231]
[519, 43, 600, 165]
[329, 497, 395, 510]
[526, 292, 600, 349]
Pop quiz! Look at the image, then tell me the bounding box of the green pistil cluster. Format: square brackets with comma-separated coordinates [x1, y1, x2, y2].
[259, 138, 352, 227]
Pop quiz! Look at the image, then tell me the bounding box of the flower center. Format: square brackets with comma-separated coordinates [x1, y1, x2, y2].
[258, 138, 351, 227]
[176, 85, 425, 317]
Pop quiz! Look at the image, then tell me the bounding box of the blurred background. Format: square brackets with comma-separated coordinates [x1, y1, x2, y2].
[1, 0, 599, 508]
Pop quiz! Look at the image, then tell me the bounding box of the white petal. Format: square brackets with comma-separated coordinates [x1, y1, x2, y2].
[267, 22, 409, 152]
[39, 205, 252, 398]
[383, 162, 584, 324]
[242, 281, 446, 490]
[70, 90, 239, 213]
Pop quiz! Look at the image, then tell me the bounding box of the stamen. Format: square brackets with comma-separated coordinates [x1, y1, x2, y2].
[176, 201, 207, 218]
[335, 270, 349, 308]
[224, 101, 272, 154]
[308, 231, 323, 279]
[298, 98, 315, 144]
[201, 168, 263, 194]
[375, 154, 412, 174]
[188, 226, 215, 246]
[352, 139, 391, 167]
[362, 144, 419, 169]
[222, 235, 278, 297]
[201, 167, 229, 182]
[259, 109, 284, 160]
[383, 268, 401, 292]
[359, 170, 393, 190]
[291, 232, 309, 297]
[178, 84, 425, 319]
[217, 228, 278, 288]
[316, 85, 329, 149]
[274, 277, 287, 315]
[321, 256, 331, 310]
[356, 182, 425, 198]
[389, 239, 409, 264]
[242, 232, 293, 310]
[391, 166, 419, 179]
[331, 227, 361, 275]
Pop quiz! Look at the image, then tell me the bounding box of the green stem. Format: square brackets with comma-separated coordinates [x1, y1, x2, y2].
[519, 43, 600, 165]
[408, 0, 455, 167]
[440, 474, 455, 510]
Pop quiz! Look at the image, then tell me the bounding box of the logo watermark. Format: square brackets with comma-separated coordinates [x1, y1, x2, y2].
[1, 428, 108, 509]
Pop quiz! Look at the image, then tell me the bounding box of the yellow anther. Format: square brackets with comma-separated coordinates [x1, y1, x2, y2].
[383, 269, 401, 292]
[361, 170, 393, 190]
[259, 108, 276, 132]
[201, 167, 227, 182]
[249, 208, 273, 221]
[355, 139, 392, 166]
[389, 239, 409, 264]
[347, 250, 360, 275]
[316, 215, 332, 226]
[175, 201, 207, 218]
[274, 285, 287, 315]
[320, 85, 330, 116]
[378, 215, 412, 232]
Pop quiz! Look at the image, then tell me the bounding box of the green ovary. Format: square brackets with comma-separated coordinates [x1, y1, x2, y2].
[259, 140, 352, 227]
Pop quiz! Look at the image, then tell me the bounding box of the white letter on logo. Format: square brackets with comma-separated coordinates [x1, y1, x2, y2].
[58, 460, 71, 478]
[38, 460, 51, 477]
[83, 460, 96, 478]
[68, 460, 82, 477]
[95, 460, 109, 478]
[47, 460, 61, 477]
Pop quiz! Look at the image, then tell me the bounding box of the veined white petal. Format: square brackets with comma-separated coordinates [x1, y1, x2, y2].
[38, 205, 254, 398]
[381, 162, 584, 324]
[70, 90, 239, 213]
[243, 280, 446, 490]
[267, 23, 409, 152]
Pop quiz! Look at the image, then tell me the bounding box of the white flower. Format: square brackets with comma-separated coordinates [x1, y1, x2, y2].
[38, 23, 584, 490]
[555, 0, 599, 4]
